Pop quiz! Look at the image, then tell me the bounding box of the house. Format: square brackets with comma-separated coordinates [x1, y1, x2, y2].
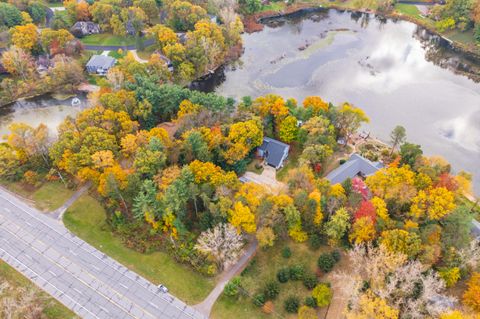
[257, 137, 290, 170]
[85, 55, 116, 75]
[326, 153, 383, 185]
[70, 21, 100, 38]
[126, 20, 136, 36]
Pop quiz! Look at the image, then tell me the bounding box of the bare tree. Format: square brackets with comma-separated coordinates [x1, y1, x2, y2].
[459, 238, 480, 271]
[195, 223, 244, 271]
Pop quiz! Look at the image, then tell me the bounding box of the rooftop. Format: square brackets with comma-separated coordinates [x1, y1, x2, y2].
[259, 137, 289, 168]
[86, 55, 116, 69]
[326, 153, 383, 185]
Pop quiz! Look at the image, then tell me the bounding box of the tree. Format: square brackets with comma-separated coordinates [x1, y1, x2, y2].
[354, 201, 376, 223]
[90, 2, 114, 30]
[0, 3, 23, 28]
[223, 277, 242, 297]
[9, 23, 38, 51]
[317, 253, 336, 273]
[242, 0, 262, 14]
[324, 207, 350, 245]
[0, 144, 23, 180]
[76, 0, 91, 21]
[389, 125, 406, 155]
[284, 296, 300, 313]
[345, 291, 399, 319]
[410, 187, 456, 221]
[0, 46, 36, 81]
[167, 0, 208, 31]
[349, 217, 376, 244]
[300, 144, 333, 169]
[148, 24, 178, 51]
[132, 179, 159, 220]
[400, 142, 423, 168]
[298, 305, 317, 319]
[40, 29, 74, 55]
[380, 229, 421, 258]
[365, 166, 417, 205]
[278, 115, 298, 143]
[463, 272, 480, 312]
[229, 201, 256, 234]
[335, 103, 369, 144]
[438, 267, 460, 287]
[256, 227, 275, 248]
[303, 96, 329, 114]
[180, 130, 210, 163]
[27, 2, 46, 24]
[110, 14, 126, 36]
[312, 284, 332, 307]
[195, 223, 244, 271]
[134, 0, 158, 22]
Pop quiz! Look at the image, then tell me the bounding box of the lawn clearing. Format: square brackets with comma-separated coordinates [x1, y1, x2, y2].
[80, 34, 137, 46]
[211, 241, 341, 319]
[0, 260, 77, 319]
[63, 194, 215, 304]
[395, 3, 421, 18]
[1, 180, 74, 212]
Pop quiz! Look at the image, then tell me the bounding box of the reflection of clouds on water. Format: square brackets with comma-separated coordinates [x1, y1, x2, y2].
[438, 111, 480, 153]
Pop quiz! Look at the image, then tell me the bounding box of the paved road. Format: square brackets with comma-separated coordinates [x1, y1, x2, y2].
[0, 188, 206, 319]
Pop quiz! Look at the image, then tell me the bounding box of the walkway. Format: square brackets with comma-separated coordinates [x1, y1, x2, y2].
[194, 241, 258, 316]
[0, 188, 206, 319]
[51, 183, 90, 220]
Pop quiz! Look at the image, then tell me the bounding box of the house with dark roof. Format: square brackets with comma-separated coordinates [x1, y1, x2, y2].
[326, 153, 383, 185]
[85, 55, 116, 75]
[257, 137, 290, 170]
[70, 21, 100, 38]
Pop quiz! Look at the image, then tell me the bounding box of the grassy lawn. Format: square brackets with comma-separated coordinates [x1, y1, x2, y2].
[136, 45, 157, 60]
[247, 159, 265, 174]
[394, 3, 421, 18]
[63, 194, 215, 304]
[1, 180, 74, 212]
[211, 241, 337, 319]
[276, 143, 302, 181]
[0, 260, 77, 318]
[108, 49, 127, 59]
[444, 29, 477, 46]
[262, 2, 285, 12]
[80, 34, 137, 46]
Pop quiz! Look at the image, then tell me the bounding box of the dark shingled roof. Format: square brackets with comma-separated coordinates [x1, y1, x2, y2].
[259, 137, 289, 168]
[326, 153, 383, 185]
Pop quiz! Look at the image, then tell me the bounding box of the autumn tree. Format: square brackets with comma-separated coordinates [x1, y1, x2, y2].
[324, 207, 350, 246]
[40, 29, 74, 55]
[229, 201, 256, 234]
[345, 290, 399, 319]
[133, 0, 158, 22]
[380, 229, 421, 258]
[195, 223, 244, 271]
[148, 24, 178, 51]
[167, 0, 208, 31]
[303, 96, 329, 114]
[365, 166, 417, 206]
[463, 272, 480, 312]
[0, 46, 36, 81]
[335, 103, 369, 144]
[409, 187, 456, 221]
[349, 217, 376, 244]
[278, 115, 298, 143]
[312, 284, 332, 307]
[9, 23, 38, 51]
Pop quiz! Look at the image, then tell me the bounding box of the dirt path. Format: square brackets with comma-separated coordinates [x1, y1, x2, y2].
[194, 241, 258, 317]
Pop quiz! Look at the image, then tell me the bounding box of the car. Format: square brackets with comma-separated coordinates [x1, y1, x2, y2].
[158, 284, 168, 293]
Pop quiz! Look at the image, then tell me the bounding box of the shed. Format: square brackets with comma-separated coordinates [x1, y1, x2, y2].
[258, 137, 290, 170]
[326, 153, 383, 185]
[85, 55, 116, 75]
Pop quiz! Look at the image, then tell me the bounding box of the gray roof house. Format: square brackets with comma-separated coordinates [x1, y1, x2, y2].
[85, 55, 116, 75]
[70, 21, 100, 37]
[326, 153, 383, 185]
[258, 137, 290, 169]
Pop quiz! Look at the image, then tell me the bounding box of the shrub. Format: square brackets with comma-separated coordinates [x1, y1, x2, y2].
[305, 296, 317, 308]
[308, 234, 322, 250]
[282, 246, 292, 258]
[312, 283, 332, 307]
[262, 300, 274, 314]
[289, 264, 305, 281]
[339, 159, 346, 165]
[277, 268, 290, 283]
[264, 281, 280, 300]
[439, 267, 461, 288]
[284, 295, 300, 313]
[253, 293, 266, 307]
[298, 305, 317, 319]
[303, 273, 319, 290]
[463, 272, 480, 312]
[317, 253, 336, 273]
[331, 250, 341, 262]
[224, 277, 242, 297]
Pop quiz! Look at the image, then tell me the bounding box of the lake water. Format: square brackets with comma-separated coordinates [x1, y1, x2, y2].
[0, 93, 88, 139]
[204, 9, 480, 192]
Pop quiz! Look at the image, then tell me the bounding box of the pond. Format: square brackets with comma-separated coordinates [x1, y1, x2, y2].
[0, 93, 88, 139]
[198, 8, 480, 193]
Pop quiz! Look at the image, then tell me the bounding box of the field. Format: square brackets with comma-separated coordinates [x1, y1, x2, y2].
[80, 34, 137, 46]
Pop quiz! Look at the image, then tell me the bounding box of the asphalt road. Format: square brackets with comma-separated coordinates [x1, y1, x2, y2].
[0, 188, 206, 319]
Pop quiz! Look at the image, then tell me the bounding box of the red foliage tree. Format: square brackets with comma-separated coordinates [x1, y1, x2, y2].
[352, 177, 368, 200]
[436, 173, 459, 192]
[354, 201, 376, 224]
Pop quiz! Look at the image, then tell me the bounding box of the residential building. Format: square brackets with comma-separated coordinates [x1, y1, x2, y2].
[326, 153, 383, 185]
[257, 137, 290, 170]
[70, 21, 101, 37]
[85, 55, 116, 75]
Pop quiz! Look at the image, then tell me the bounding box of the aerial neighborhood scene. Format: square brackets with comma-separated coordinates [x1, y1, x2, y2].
[1, 0, 480, 317]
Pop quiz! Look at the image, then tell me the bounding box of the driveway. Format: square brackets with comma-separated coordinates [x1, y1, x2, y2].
[241, 166, 286, 193]
[0, 188, 205, 319]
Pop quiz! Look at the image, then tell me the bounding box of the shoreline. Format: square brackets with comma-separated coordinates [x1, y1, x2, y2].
[243, 4, 480, 61]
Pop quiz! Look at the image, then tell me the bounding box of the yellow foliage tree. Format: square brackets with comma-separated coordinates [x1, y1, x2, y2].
[438, 267, 461, 288]
[256, 227, 275, 248]
[229, 201, 256, 234]
[365, 166, 417, 204]
[463, 272, 480, 312]
[371, 196, 389, 220]
[303, 96, 329, 114]
[147, 24, 178, 50]
[176, 99, 201, 120]
[10, 23, 38, 51]
[345, 291, 399, 319]
[349, 217, 376, 244]
[409, 187, 456, 220]
[309, 190, 324, 225]
[235, 182, 266, 211]
[379, 229, 421, 258]
[298, 305, 317, 319]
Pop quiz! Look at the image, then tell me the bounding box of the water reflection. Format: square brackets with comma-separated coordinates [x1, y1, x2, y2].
[0, 93, 88, 139]
[203, 9, 480, 191]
